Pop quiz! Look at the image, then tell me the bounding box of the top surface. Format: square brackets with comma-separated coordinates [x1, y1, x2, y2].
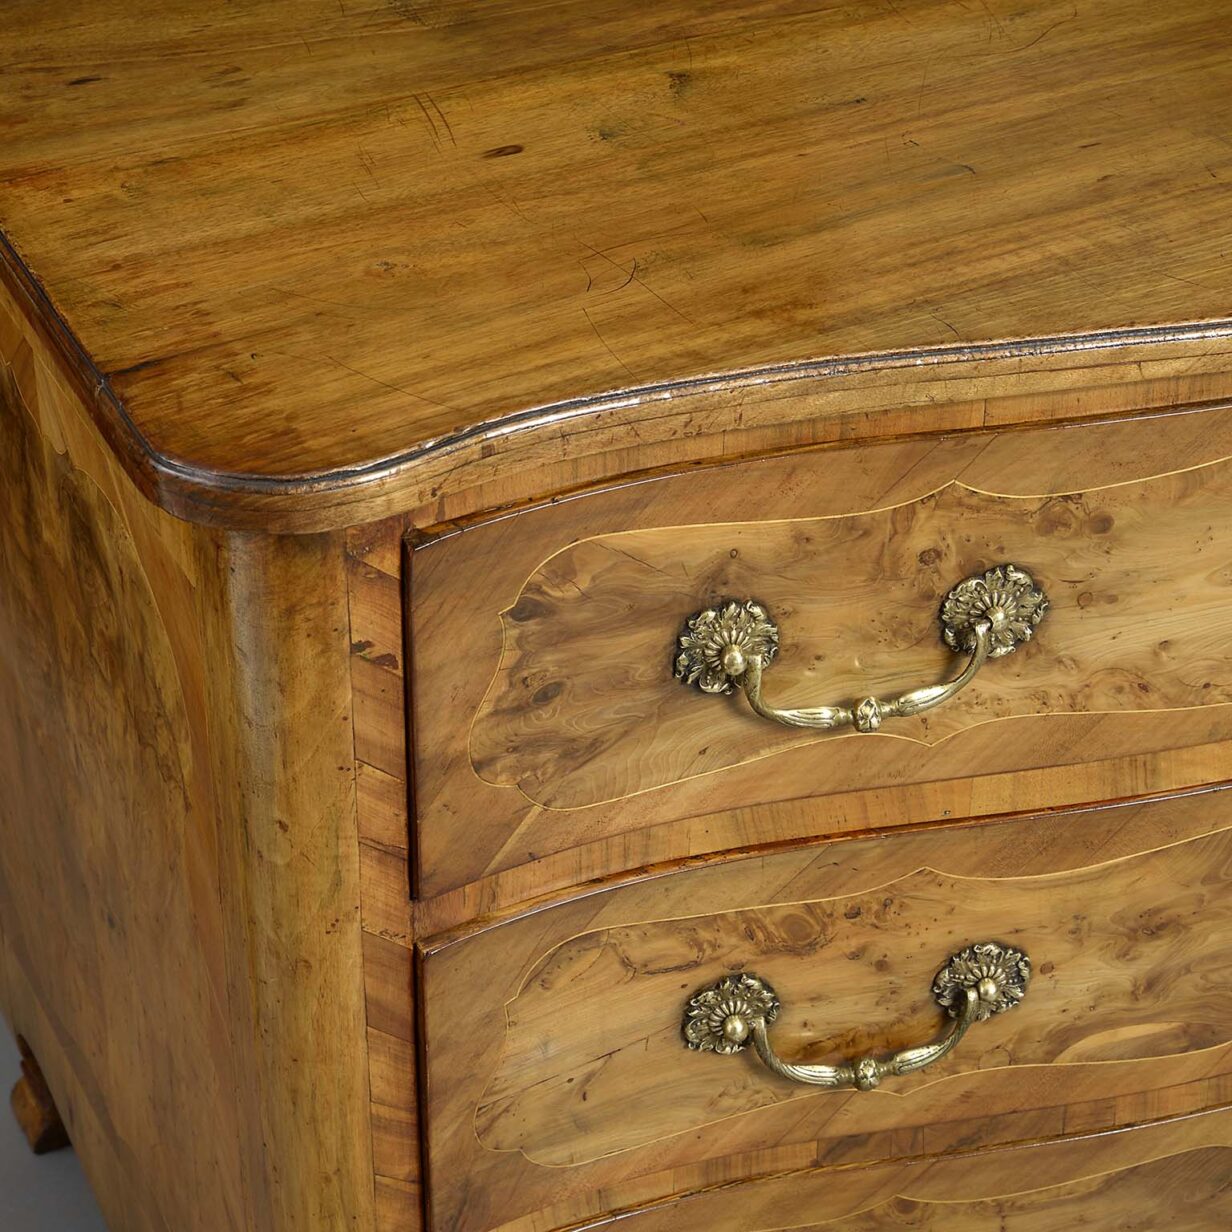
[2, 0, 1231, 510]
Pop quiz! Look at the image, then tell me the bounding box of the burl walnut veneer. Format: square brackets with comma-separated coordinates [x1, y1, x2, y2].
[2, 2, 1231, 1230]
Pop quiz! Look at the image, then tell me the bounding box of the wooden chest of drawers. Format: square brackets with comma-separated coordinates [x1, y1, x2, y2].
[2, 2, 1231, 1229]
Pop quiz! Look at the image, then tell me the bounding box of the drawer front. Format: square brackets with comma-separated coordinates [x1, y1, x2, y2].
[410, 406, 1232, 899]
[616, 1105, 1232, 1232]
[418, 790, 1232, 1232]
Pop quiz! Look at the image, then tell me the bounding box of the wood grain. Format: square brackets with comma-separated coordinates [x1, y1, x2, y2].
[347, 523, 421, 1232]
[474, 460, 1232, 808]
[786, 1152, 1232, 1232]
[3, 2, 1232, 526]
[0, 257, 379, 1230]
[202, 531, 377, 1232]
[609, 1106, 1232, 1232]
[0, 289, 245, 1230]
[412, 406, 1232, 898]
[478, 827, 1232, 1165]
[4, 5, 1232, 1227]
[417, 789, 1232, 1232]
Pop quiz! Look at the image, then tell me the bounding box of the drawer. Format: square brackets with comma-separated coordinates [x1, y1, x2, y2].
[410, 406, 1232, 899]
[614, 1104, 1232, 1232]
[417, 789, 1232, 1232]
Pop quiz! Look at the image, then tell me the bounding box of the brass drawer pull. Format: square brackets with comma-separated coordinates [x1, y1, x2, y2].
[683, 941, 1030, 1090]
[674, 564, 1048, 732]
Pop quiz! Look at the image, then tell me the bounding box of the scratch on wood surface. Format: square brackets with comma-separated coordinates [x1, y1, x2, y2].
[1158, 270, 1218, 293]
[979, 0, 1009, 41]
[253, 345, 458, 412]
[603, 257, 639, 295]
[581, 308, 637, 380]
[411, 92, 454, 152]
[425, 93, 456, 146]
[323, 353, 458, 410]
[916, 60, 931, 118]
[1008, 7, 1079, 54]
[581, 243, 696, 324]
[482, 184, 531, 223]
[929, 310, 963, 342]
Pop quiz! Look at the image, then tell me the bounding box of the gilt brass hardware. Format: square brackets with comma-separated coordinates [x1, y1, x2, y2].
[682, 941, 1030, 1090]
[673, 564, 1048, 732]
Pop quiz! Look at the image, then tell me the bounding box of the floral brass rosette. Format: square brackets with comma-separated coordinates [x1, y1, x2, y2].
[682, 972, 780, 1054]
[932, 941, 1031, 1022]
[939, 563, 1049, 658]
[674, 599, 779, 694]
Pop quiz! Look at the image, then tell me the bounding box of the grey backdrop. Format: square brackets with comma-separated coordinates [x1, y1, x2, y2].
[1, 1033, 107, 1230]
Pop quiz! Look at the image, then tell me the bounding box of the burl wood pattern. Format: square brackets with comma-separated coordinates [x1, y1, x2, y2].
[731, 1152, 1231, 1232]
[4, 5, 1232, 1229]
[412, 407, 1232, 900]
[479, 827, 1232, 1165]
[0, 280, 378, 1230]
[618, 1107, 1232, 1232]
[474, 460, 1232, 808]
[417, 790, 1232, 1232]
[4, 1, 1232, 531]
[817, 1152, 1229, 1232]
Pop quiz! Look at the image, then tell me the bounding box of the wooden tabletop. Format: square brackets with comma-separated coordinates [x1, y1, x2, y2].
[3, 0, 1231, 525]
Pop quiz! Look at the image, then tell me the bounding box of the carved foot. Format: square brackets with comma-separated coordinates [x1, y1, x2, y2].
[10, 1037, 69, 1154]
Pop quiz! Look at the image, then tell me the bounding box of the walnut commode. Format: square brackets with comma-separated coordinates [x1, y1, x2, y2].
[2, 2, 1232, 1230]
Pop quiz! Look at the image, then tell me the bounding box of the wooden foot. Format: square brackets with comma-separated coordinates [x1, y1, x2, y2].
[10, 1036, 70, 1154]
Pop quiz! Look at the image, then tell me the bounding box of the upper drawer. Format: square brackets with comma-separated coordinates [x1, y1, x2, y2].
[409, 405, 1232, 898]
[417, 789, 1232, 1232]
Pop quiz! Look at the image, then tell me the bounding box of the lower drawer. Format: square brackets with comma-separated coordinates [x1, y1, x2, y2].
[418, 788, 1232, 1232]
[620, 1104, 1232, 1232]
